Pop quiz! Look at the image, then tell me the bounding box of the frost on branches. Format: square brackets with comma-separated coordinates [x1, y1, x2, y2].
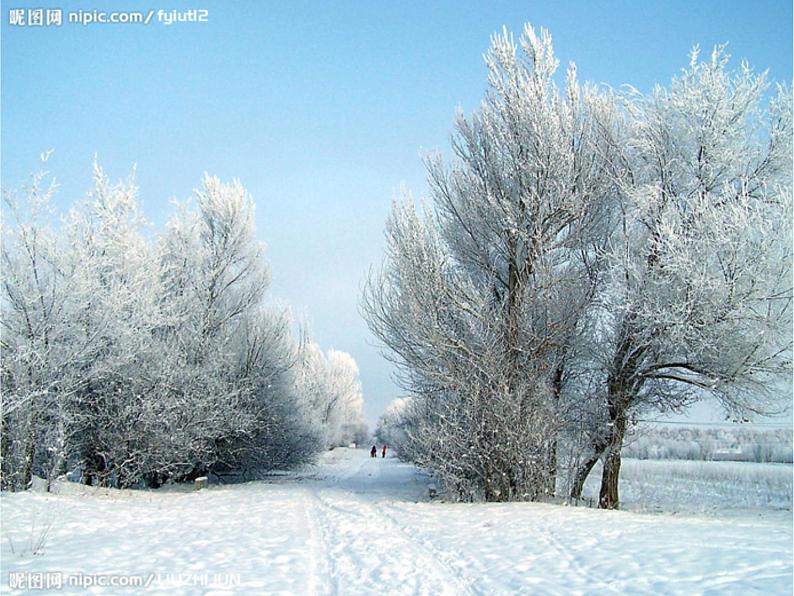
[296, 343, 369, 449]
[364, 25, 792, 506]
[575, 45, 793, 508]
[1, 166, 367, 490]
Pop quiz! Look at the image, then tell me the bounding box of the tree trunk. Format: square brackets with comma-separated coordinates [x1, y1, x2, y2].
[598, 413, 627, 509]
[21, 410, 39, 489]
[570, 424, 611, 501]
[545, 361, 565, 497]
[83, 443, 106, 486]
[0, 413, 12, 491]
[597, 314, 638, 509]
[543, 442, 557, 496]
[570, 450, 601, 500]
[46, 413, 68, 492]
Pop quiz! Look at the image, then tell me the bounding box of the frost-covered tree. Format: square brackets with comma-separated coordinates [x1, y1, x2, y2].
[2, 165, 335, 490]
[296, 343, 367, 448]
[365, 25, 791, 508]
[146, 175, 271, 483]
[324, 350, 368, 446]
[572, 48, 793, 508]
[374, 397, 420, 459]
[137, 174, 322, 483]
[218, 310, 321, 476]
[1, 168, 78, 490]
[363, 24, 620, 501]
[63, 164, 166, 487]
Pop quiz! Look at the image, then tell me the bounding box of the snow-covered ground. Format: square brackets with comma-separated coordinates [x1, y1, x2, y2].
[1, 448, 791, 594]
[581, 458, 793, 513]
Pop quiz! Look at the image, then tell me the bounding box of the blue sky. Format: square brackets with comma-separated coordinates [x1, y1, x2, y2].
[2, 0, 792, 426]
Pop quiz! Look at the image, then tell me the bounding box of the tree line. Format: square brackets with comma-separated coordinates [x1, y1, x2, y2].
[365, 24, 792, 508]
[621, 425, 792, 464]
[1, 166, 367, 491]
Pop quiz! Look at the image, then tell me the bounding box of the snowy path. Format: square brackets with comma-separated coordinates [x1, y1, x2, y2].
[301, 452, 473, 595]
[1, 448, 791, 594]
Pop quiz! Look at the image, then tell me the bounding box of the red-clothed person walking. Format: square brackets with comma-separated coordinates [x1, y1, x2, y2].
[382, 445, 387, 458]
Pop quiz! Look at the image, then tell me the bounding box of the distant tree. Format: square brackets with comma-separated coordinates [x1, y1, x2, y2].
[296, 343, 367, 448]
[221, 310, 321, 475]
[374, 398, 419, 459]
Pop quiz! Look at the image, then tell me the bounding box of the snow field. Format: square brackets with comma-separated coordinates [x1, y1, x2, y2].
[581, 458, 793, 512]
[1, 448, 791, 595]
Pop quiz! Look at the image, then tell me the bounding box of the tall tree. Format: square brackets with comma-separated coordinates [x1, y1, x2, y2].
[1, 168, 76, 490]
[363, 24, 620, 501]
[576, 47, 792, 508]
[2, 166, 331, 490]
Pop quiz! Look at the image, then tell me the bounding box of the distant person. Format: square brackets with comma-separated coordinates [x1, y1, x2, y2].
[370, 445, 377, 458]
[382, 445, 387, 458]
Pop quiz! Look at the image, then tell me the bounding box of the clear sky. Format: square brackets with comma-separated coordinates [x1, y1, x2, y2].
[2, 0, 792, 426]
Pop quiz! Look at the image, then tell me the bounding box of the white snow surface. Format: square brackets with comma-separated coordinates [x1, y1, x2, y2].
[1, 448, 791, 595]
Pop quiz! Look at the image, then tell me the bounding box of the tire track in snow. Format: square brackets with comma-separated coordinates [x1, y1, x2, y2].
[383, 501, 621, 595]
[377, 503, 482, 595]
[310, 486, 476, 596]
[303, 489, 339, 595]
